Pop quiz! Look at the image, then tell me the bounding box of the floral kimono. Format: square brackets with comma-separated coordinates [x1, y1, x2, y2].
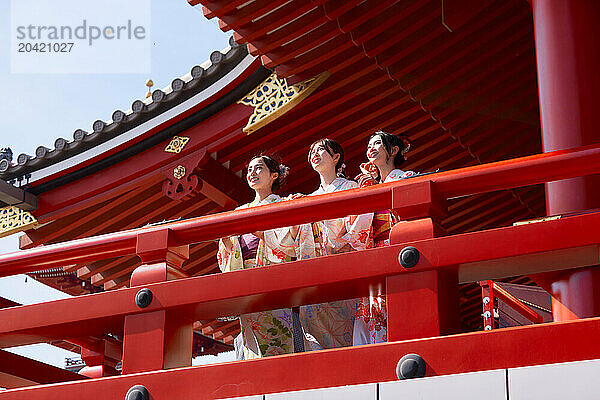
[353, 169, 415, 345]
[217, 194, 303, 359]
[298, 177, 373, 349]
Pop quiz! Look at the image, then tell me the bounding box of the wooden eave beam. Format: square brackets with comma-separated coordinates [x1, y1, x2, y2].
[215, 0, 292, 32]
[229, 0, 330, 44]
[197, 153, 253, 207]
[0, 180, 37, 211]
[0, 349, 86, 388]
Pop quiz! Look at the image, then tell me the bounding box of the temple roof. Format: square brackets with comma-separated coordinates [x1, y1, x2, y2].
[0, 37, 252, 188]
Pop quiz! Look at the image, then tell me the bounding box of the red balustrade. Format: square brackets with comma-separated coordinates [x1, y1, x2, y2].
[1, 143, 600, 397]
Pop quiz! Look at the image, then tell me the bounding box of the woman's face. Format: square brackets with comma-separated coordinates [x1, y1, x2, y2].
[247, 158, 277, 192]
[367, 135, 396, 167]
[309, 142, 339, 173]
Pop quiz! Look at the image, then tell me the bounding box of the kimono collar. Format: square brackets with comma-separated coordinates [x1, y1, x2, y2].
[384, 169, 405, 183]
[248, 193, 281, 207]
[318, 177, 348, 194]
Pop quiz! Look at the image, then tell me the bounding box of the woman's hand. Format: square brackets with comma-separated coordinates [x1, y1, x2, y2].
[221, 236, 234, 252]
[360, 161, 378, 177]
[355, 162, 379, 187]
[355, 173, 378, 188]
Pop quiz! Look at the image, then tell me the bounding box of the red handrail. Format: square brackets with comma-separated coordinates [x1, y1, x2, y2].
[479, 280, 543, 330]
[1, 207, 598, 349]
[0, 143, 600, 276]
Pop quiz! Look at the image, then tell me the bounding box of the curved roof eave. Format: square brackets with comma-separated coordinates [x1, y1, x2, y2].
[0, 37, 261, 189]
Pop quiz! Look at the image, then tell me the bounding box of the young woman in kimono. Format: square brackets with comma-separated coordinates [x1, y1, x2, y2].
[298, 138, 373, 349]
[217, 155, 311, 359]
[353, 131, 415, 345]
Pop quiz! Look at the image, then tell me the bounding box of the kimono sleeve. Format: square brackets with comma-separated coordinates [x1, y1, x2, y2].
[262, 227, 298, 263]
[341, 212, 373, 251]
[294, 223, 318, 260]
[217, 236, 244, 272]
[340, 180, 374, 250]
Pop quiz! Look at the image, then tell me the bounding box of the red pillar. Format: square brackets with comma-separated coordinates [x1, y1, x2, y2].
[121, 229, 192, 374]
[386, 182, 459, 341]
[77, 338, 121, 378]
[532, 0, 600, 320]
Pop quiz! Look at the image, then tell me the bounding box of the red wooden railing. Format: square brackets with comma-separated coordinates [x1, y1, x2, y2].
[1, 143, 600, 399]
[479, 280, 544, 331]
[1, 142, 599, 276]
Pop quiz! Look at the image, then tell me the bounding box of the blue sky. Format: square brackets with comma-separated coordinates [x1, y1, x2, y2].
[0, 0, 234, 369]
[0, 0, 230, 158]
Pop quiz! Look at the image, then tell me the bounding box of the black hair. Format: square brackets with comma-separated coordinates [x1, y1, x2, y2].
[249, 155, 290, 192]
[308, 138, 346, 177]
[370, 131, 411, 168]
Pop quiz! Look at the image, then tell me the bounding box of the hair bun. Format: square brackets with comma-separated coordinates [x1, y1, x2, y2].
[278, 164, 290, 180]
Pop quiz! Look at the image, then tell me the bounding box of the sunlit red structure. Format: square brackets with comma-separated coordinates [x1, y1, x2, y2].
[1, 0, 600, 398]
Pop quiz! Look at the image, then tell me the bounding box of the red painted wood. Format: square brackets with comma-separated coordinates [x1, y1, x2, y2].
[350, 0, 430, 45]
[533, 0, 600, 216]
[401, 9, 529, 92]
[216, 0, 291, 32]
[3, 144, 600, 276]
[230, 0, 330, 45]
[2, 317, 600, 399]
[387, 269, 459, 340]
[247, 7, 328, 56]
[531, 0, 600, 322]
[0, 349, 87, 388]
[480, 281, 495, 330]
[273, 36, 355, 76]
[196, 0, 252, 19]
[387, 217, 458, 341]
[123, 231, 191, 373]
[1, 211, 599, 349]
[487, 281, 543, 323]
[32, 58, 260, 219]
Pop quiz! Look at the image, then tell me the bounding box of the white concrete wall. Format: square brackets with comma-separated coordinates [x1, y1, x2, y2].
[220, 359, 600, 400]
[509, 359, 600, 400]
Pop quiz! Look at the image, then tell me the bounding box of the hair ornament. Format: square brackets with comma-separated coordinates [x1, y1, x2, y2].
[400, 135, 412, 156]
[336, 162, 347, 177]
[278, 164, 290, 179]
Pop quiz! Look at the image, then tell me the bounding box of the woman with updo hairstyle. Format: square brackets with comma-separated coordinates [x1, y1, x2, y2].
[353, 130, 415, 346]
[294, 138, 373, 351]
[218, 155, 311, 359]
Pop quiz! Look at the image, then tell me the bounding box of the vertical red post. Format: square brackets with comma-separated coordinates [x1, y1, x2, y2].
[121, 229, 192, 374]
[531, 0, 600, 321]
[77, 338, 122, 378]
[386, 181, 459, 341]
[479, 281, 495, 331]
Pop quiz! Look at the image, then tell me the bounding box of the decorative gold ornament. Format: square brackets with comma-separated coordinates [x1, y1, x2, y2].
[145, 79, 154, 99]
[173, 165, 186, 179]
[164, 136, 190, 153]
[238, 71, 330, 134]
[0, 206, 38, 238]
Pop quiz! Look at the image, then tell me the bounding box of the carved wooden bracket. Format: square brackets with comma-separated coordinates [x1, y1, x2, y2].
[160, 151, 206, 202]
[160, 149, 252, 207]
[0, 205, 38, 239]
